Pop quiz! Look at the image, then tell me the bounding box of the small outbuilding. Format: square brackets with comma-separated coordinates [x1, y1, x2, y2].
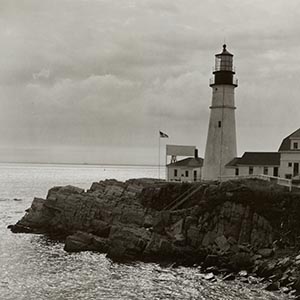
[167, 156, 203, 182]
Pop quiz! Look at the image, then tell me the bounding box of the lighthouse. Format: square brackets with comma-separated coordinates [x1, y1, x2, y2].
[202, 44, 238, 181]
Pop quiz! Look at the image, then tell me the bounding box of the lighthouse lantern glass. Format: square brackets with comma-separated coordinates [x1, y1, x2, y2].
[215, 55, 233, 72]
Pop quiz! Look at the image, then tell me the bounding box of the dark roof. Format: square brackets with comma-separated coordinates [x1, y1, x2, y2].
[226, 152, 280, 167]
[226, 157, 241, 167]
[167, 157, 203, 168]
[216, 44, 233, 56]
[278, 128, 300, 151]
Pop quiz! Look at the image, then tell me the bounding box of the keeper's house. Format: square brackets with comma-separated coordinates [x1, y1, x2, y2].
[226, 128, 300, 180]
[167, 156, 203, 182]
[226, 152, 280, 177]
[278, 128, 300, 179]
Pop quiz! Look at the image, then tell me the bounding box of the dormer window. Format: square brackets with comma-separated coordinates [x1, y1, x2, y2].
[294, 142, 298, 150]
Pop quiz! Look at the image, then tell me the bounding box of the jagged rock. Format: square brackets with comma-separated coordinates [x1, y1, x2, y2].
[203, 254, 219, 268]
[47, 185, 84, 200]
[172, 233, 185, 247]
[292, 277, 300, 295]
[231, 252, 253, 271]
[8, 177, 300, 279]
[265, 281, 280, 291]
[119, 207, 145, 226]
[281, 286, 290, 293]
[257, 261, 277, 277]
[143, 214, 153, 228]
[205, 266, 219, 275]
[184, 216, 197, 231]
[248, 276, 259, 284]
[144, 233, 174, 259]
[257, 248, 273, 258]
[278, 257, 292, 270]
[153, 211, 171, 233]
[90, 219, 111, 237]
[64, 231, 108, 253]
[238, 270, 248, 277]
[223, 273, 235, 281]
[215, 235, 230, 253]
[204, 272, 215, 280]
[170, 218, 184, 235]
[238, 244, 251, 253]
[186, 226, 202, 248]
[9, 197, 52, 233]
[107, 225, 151, 260]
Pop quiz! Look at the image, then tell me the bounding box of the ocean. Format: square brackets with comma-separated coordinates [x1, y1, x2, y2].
[0, 163, 288, 299]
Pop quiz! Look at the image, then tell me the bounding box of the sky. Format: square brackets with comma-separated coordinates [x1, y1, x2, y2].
[1, 0, 300, 165]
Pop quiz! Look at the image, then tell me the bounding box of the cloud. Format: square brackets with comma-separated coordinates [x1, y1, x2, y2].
[32, 68, 50, 80]
[1, 0, 300, 164]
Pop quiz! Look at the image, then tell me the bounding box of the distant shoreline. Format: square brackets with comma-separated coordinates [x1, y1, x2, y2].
[0, 161, 160, 168]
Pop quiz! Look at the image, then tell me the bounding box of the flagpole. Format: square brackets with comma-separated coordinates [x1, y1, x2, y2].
[165, 148, 167, 181]
[158, 132, 160, 180]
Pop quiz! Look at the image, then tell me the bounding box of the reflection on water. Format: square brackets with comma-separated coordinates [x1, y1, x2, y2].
[0, 232, 288, 300]
[0, 164, 289, 299]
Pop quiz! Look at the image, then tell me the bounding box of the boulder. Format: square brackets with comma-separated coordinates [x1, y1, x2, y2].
[64, 231, 108, 253]
[214, 235, 230, 253]
[265, 281, 280, 291]
[257, 248, 273, 258]
[90, 219, 111, 237]
[231, 252, 253, 271]
[144, 233, 174, 259]
[107, 225, 151, 260]
[186, 226, 202, 248]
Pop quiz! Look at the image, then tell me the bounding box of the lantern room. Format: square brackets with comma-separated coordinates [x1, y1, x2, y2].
[210, 44, 238, 87]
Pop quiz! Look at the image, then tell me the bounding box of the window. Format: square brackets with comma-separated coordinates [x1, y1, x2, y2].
[185, 170, 189, 177]
[288, 162, 292, 167]
[193, 170, 197, 182]
[294, 142, 298, 149]
[249, 167, 254, 175]
[285, 174, 292, 179]
[174, 169, 178, 177]
[218, 121, 222, 128]
[263, 167, 268, 175]
[235, 168, 239, 176]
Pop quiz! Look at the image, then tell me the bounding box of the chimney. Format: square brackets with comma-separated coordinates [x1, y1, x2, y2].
[194, 149, 198, 158]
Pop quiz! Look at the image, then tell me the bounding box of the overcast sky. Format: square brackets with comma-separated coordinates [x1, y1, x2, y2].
[1, 0, 300, 165]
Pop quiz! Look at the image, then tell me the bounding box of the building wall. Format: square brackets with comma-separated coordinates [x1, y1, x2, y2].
[280, 152, 300, 178]
[227, 165, 279, 177]
[167, 166, 202, 182]
[290, 139, 300, 150]
[203, 85, 237, 180]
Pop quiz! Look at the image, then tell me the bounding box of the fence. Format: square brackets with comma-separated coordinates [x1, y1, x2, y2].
[219, 174, 293, 191]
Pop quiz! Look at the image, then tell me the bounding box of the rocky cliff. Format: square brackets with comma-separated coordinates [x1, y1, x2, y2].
[8, 178, 300, 296]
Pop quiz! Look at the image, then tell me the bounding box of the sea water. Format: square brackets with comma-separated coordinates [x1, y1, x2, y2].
[0, 163, 289, 299]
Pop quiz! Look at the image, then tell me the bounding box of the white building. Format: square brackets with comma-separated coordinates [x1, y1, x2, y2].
[278, 128, 300, 179]
[226, 152, 280, 177]
[225, 129, 300, 181]
[166, 156, 203, 182]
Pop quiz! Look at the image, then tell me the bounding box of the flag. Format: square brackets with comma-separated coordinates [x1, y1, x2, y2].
[159, 131, 169, 138]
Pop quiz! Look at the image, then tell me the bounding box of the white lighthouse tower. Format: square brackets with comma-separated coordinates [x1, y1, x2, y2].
[202, 44, 238, 181]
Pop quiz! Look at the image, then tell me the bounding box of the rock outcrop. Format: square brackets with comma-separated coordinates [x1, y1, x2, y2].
[8, 178, 300, 295]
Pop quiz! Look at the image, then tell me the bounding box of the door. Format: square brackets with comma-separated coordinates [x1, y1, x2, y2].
[193, 170, 197, 182]
[273, 167, 279, 177]
[294, 163, 299, 177]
